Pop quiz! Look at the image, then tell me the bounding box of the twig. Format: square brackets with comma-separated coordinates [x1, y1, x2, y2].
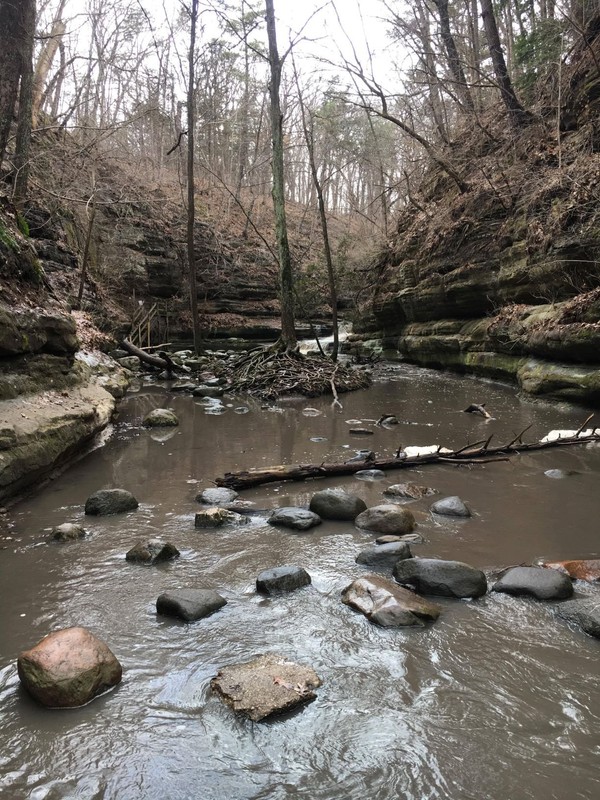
[504, 424, 533, 449]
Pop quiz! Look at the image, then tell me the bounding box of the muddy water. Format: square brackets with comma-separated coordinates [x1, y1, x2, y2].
[1, 364, 600, 800]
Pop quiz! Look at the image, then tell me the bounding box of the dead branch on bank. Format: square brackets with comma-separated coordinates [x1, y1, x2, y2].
[121, 339, 181, 375]
[215, 418, 600, 490]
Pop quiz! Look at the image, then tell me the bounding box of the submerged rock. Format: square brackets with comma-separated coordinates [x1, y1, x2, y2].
[51, 523, 86, 541]
[171, 381, 197, 392]
[492, 566, 573, 600]
[342, 574, 441, 627]
[268, 507, 322, 531]
[142, 408, 179, 427]
[85, 489, 139, 516]
[354, 469, 386, 480]
[355, 541, 412, 568]
[542, 559, 600, 583]
[376, 533, 425, 544]
[557, 598, 600, 638]
[193, 385, 225, 398]
[393, 558, 487, 598]
[17, 626, 122, 708]
[156, 589, 227, 621]
[196, 487, 239, 505]
[355, 504, 415, 535]
[256, 565, 312, 593]
[211, 653, 322, 721]
[384, 483, 437, 500]
[430, 496, 471, 517]
[194, 507, 248, 528]
[309, 488, 367, 521]
[126, 539, 180, 564]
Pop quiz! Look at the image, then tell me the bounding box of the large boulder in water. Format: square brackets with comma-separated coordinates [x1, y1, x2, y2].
[256, 565, 312, 593]
[196, 487, 239, 505]
[355, 541, 412, 568]
[542, 559, 600, 583]
[492, 566, 573, 600]
[430, 496, 471, 517]
[142, 408, 179, 427]
[126, 539, 180, 564]
[194, 507, 248, 528]
[85, 489, 139, 516]
[342, 574, 441, 627]
[393, 558, 487, 598]
[17, 626, 122, 708]
[50, 523, 86, 541]
[557, 598, 600, 638]
[156, 589, 227, 621]
[211, 653, 322, 721]
[268, 507, 322, 531]
[355, 504, 415, 535]
[309, 488, 366, 520]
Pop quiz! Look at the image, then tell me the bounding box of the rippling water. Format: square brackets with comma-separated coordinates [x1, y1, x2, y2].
[1, 364, 600, 799]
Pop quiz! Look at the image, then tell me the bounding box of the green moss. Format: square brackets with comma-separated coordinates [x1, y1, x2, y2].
[16, 212, 29, 237]
[0, 219, 18, 251]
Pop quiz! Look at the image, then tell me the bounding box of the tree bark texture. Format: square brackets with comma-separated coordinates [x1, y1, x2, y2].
[13, 0, 36, 206]
[0, 0, 28, 170]
[187, 0, 202, 354]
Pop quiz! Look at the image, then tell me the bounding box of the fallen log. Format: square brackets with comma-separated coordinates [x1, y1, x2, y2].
[121, 339, 180, 375]
[215, 420, 600, 490]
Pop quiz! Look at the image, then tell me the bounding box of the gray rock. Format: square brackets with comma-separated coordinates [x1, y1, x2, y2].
[143, 408, 179, 427]
[430, 496, 471, 517]
[393, 558, 487, 598]
[109, 349, 128, 360]
[256, 565, 312, 593]
[268, 507, 322, 531]
[193, 385, 225, 398]
[544, 469, 575, 479]
[117, 356, 140, 371]
[211, 653, 322, 721]
[355, 504, 416, 535]
[309, 488, 367, 521]
[356, 541, 412, 567]
[194, 507, 248, 528]
[354, 469, 386, 481]
[376, 533, 425, 544]
[85, 489, 139, 516]
[171, 381, 197, 392]
[196, 487, 239, 505]
[557, 598, 600, 638]
[126, 539, 180, 564]
[51, 523, 86, 541]
[342, 574, 442, 627]
[384, 483, 437, 500]
[492, 566, 573, 600]
[156, 589, 227, 621]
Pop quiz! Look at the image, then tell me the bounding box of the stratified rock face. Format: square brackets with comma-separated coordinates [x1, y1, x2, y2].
[557, 598, 600, 638]
[142, 408, 179, 427]
[194, 507, 248, 528]
[211, 654, 322, 721]
[85, 489, 139, 516]
[256, 566, 312, 594]
[309, 488, 367, 521]
[384, 483, 437, 499]
[17, 626, 122, 708]
[542, 559, 600, 583]
[342, 574, 441, 627]
[355, 504, 416, 535]
[0, 307, 78, 356]
[393, 558, 487, 598]
[156, 589, 227, 621]
[51, 523, 86, 541]
[355, 542, 412, 568]
[268, 507, 322, 531]
[196, 487, 239, 505]
[492, 566, 573, 600]
[430, 496, 471, 517]
[125, 539, 180, 564]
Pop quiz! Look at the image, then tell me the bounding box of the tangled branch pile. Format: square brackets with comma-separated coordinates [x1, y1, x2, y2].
[224, 348, 371, 399]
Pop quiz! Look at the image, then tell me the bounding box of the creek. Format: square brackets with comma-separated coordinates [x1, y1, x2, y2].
[1, 363, 599, 800]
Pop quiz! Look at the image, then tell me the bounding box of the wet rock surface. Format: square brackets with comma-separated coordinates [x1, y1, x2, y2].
[342, 574, 442, 627]
[85, 489, 139, 516]
[309, 488, 367, 520]
[211, 653, 322, 721]
[268, 507, 322, 531]
[430, 496, 471, 517]
[542, 559, 600, 582]
[142, 408, 179, 427]
[355, 541, 412, 568]
[196, 487, 239, 505]
[125, 539, 180, 564]
[355, 504, 416, 535]
[50, 522, 86, 541]
[393, 558, 487, 598]
[17, 626, 122, 708]
[384, 483, 437, 499]
[256, 566, 312, 593]
[492, 566, 574, 600]
[195, 507, 248, 528]
[156, 589, 227, 621]
[557, 598, 600, 638]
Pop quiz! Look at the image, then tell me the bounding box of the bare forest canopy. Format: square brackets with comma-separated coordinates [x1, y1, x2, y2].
[1, 0, 600, 352]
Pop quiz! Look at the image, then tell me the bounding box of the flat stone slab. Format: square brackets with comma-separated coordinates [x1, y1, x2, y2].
[126, 539, 180, 564]
[542, 559, 600, 583]
[430, 496, 471, 517]
[85, 488, 139, 516]
[268, 507, 322, 531]
[492, 566, 573, 600]
[256, 565, 311, 593]
[143, 408, 179, 427]
[355, 504, 416, 535]
[342, 574, 441, 627]
[309, 488, 367, 520]
[195, 507, 248, 528]
[393, 558, 487, 598]
[355, 541, 412, 568]
[557, 598, 600, 638]
[211, 654, 322, 721]
[384, 483, 437, 500]
[196, 487, 239, 505]
[156, 589, 227, 621]
[51, 523, 86, 541]
[17, 626, 122, 708]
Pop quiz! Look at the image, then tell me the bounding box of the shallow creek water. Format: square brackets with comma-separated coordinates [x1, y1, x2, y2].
[1, 363, 600, 800]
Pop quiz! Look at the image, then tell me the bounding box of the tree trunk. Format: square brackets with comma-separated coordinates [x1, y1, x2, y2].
[187, 0, 202, 354]
[32, 0, 67, 124]
[13, 0, 36, 206]
[0, 0, 27, 170]
[265, 0, 297, 350]
[433, 0, 475, 112]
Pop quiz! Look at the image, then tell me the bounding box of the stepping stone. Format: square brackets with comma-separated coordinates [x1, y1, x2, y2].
[384, 483, 437, 499]
[85, 489, 138, 516]
[309, 488, 366, 521]
[196, 487, 239, 505]
[51, 523, 86, 541]
[355, 541, 412, 568]
[342, 574, 441, 627]
[557, 598, 600, 638]
[156, 589, 227, 621]
[430, 496, 471, 517]
[355, 504, 415, 535]
[195, 507, 248, 528]
[492, 566, 573, 600]
[126, 539, 180, 564]
[393, 558, 487, 598]
[268, 507, 321, 531]
[256, 566, 311, 593]
[143, 408, 178, 427]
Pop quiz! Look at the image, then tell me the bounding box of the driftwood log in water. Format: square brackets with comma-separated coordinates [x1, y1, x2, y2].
[216, 417, 600, 490]
[121, 340, 180, 374]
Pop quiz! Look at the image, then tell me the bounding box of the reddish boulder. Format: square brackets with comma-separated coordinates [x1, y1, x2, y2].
[542, 559, 600, 583]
